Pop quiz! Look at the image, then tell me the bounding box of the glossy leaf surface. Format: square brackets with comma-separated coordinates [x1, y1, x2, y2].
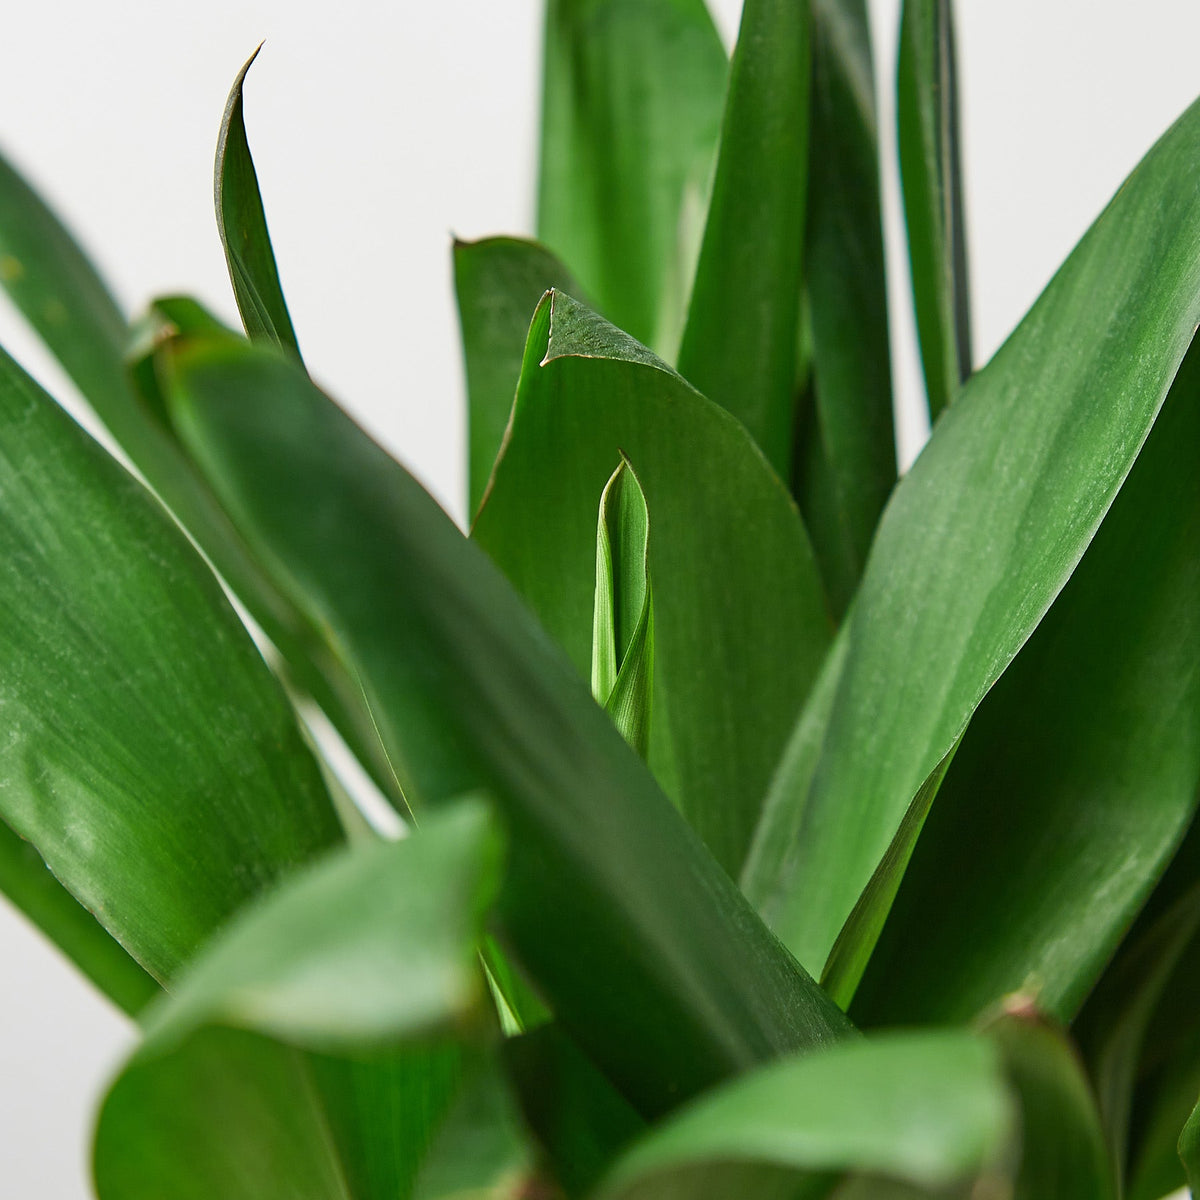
[215, 47, 302, 357]
[897, 0, 971, 418]
[0, 342, 339, 983]
[852, 339, 1200, 1024]
[750, 95, 1200, 977]
[474, 291, 831, 876]
[539, 0, 726, 349]
[454, 236, 582, 514]
[597, 1032, 1012, 1200]
[677, 0, 811, 477]
[797, 0, 895, 612]
[161, 335, 852, 1117]
[93, 801, 525, 1200]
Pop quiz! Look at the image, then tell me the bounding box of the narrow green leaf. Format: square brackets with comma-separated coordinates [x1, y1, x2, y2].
[538, 0, 727, 349]
[215, 47, 302, 358]
[597, 1032, 1014, 1200]
[0, 819, 158, 1016]
[93, 801, 525, 1200]
[1177, 1097, 1200, 1197]
[475, 291, 831, 876]
[0, 341, 340, 984]
[1126, 1051, 1200, 1200]
[751, 94, 1200, 978]
[676, 0, 811, 478]
[897, 0, 971, 419]
[161, 333, 852, 1117]
[592, 456, 654, 759]
[797, 0, 896, 613]
[851, 336, 1200, 1024]
[985, 1011, 1116, 1200]
[454, 237, 583, 515]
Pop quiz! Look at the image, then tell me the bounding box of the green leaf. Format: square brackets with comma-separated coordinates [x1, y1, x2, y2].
[592, 456, 654, 758]
[985, 1011, 1116, 1200]
[748, 93, 1200, 978]
[0, 819, 158, 1016]
[160, 332, 852, 1117]
[676, 0, 811, 478]
[215, 46, 302, 358]
[538, 0, 727, 349]
[474, 291, 831, 876]
[93, 801, 527, 1200]
[596, 1031, 1014, 1200]
[897, 0, 971, 419]
[797, 0, 896, 613]
[851, 335, 1200, 1024]
[1177, 1096, 1200, 1198]
[453, 236, 583, 515]
[0, 341, 340, 984]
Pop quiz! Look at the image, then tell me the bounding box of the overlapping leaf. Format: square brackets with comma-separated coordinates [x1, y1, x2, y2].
[0, 341, 340, 986]
[538, 0, 726, 350]
[159, 333, 851, 1118]
[746, 94, 1200, 980]
[474, 290, 831, 876]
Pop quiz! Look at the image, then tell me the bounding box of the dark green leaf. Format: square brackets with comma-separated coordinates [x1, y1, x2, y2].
[474, 291, 831, 876]
[851, 337, 1200, 1024]
[538, 0, 727, 348]
[676, 0, 811, 478]
[596, 1032, 1013, 1200]
[797, 0, 896, 613]
[93, 801, 524, 1200]
[747, 94, 1200, 979]
[0, 819, 158, 1016]
[215, 47, 302, 358]
[454, 236, 583, 516]
[160, 333, 852, 1117]
[0, 341, 339, 984]
[897, 0, 971, 419]
[592, 456, 654, 758]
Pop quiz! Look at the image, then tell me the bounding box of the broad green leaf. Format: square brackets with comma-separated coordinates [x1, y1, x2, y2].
[160, 334, 853, 1117]
[851, 338, 1200, 1024]
[0, 819, 158, 1016]
[592, 456, 654, 758]
[676, 0, 811, 478]
[797, 0, 896, 613]
[503, 1023, 644, 1196]
[0, 341, 339, 984]
[538, 0, 726, 349]
[985, 1011, 1116, 1200]
[94, 801, 529, 1200]
[1178, 1097, 1200, 1197]
[215, 47, 302, 358]
[750, 94, 1200, 977]
[474, 291, 831, 876]
[897, 0, 971, 419]
[453, 236, 582, 515]
[596, 1032, 1013, 1200]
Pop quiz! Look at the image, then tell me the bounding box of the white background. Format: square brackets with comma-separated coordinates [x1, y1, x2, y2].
[2, 2, 1199, 1196]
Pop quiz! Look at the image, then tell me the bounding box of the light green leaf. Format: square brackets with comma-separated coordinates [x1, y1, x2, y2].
[160, 333, 852, 1117]
[93, 801, 528, 1200]
[474, 290, 831, 876]
[454, 236, 583, 516]
[215, 47, 302, 358]
[0, 820, 158, 1016]
[851, 336, 1200, 1024]
[676, 0, 811, 478]
[596, 1032, 1014, 1200]
[797, 0, 896, 614]
[0, 340, 340, 985]
[750, 93, 1200, 978]
[538, 0, 727, 349]
[1177, 1097, 1200, 1197]
[897, 0, 971, 419]
[592, 456, 653, 759]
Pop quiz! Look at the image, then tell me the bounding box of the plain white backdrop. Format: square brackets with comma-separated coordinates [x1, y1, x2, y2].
[2, 3, 1200, 1196]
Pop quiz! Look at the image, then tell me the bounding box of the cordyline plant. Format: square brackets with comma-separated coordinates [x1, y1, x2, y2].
[1, 0, 1199, 1197]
